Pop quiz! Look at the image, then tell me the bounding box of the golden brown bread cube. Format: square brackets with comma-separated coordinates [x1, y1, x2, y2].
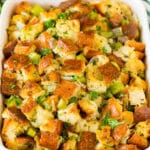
[4, 54, 29, 71]
[117, 144, 138, 150]
[77, 131, 96, 150]
[128, 133, 148, 149]
[54, 80, 78, 100]
[38, 54, 53, 75]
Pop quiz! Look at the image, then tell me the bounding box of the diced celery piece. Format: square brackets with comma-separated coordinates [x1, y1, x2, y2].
[27, 127, 36, 137]
[57, 99, 67, 110]
[29, 52, 41, 65]
[78, 76, 86, 83]
[76, 54, 87, 62]
[109, 81, 125, 95]
[6, 95, 22, 107]
[31, 5, 44, 16]
[100, 31, 113, 38]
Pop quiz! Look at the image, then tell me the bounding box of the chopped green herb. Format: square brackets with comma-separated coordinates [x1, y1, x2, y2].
[63, 122, 71, 129]
[9, 83, 16, 90]
[112, 42, 122, 50]
[6, 95, 22, 107]
[101, 100, 108, 106]
[127, 105, 134, 112]
[101, 113, 122, 128]
[44, 19, 56, 29]
[41, 48, 52, 56]
[71, 75, 79, 82]
[57, 12, 70, 19]
[36, 95, 46, 104]
[102, 47, 108, 54]
[115, 93, 125, 98]
[90, 91, 99, 100]
[43, 102, 51, 110]
[69, 97, 78, 103]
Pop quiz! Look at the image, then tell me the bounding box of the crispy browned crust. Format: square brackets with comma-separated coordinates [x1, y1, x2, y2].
[4, 54, 29, 71]
[128, 133, 148, 149]
[112, 124, 128, 142]
[108, 54, 124, 68]
[38, 54, 53, 75]
[127, 40, 145, 52]
[1, 80, 19, 95]
[78, 31, 94, 48]
[3, 40, 17, 58]
[62, 59, 85, 75]
[58, 39, 79, 52]
[84, 48, 101, 59]
[59, 0, 79, 11]
[2, 70, 16, 82]
[7, 107, 27, 123]
[35, 31, 56, 50]
[134, 106, 150, 123]
[117, 144, 138, 150]
[42, 71, 60, 83]
[15, 1, 31, 14]
[54, 80, 77, 100]
[19, 81, 42, 98]
[80, 16, 96, 28]
[122, 23, 138, 40]
[77, 132, 96, 150]
[39, 131, 59, 150]
[110, 13, 123, 27]
[14, 41, 35, 55]
[99, 62, 120, 84]
[21, 97, 37, 114]
[41, 119, 63, 135]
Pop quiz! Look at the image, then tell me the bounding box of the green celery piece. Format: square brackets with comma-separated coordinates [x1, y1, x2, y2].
[100, 31, 113, 38]
[109, 81, 125, 95]
[41, 48, 52, 56]
[69, 97, 78, 104]
[31, 5, 44, 16]
[6, 95, 22, 107]
[90, 91, 99, 100]
[44, 19, 56, 29]
[27, 127, 36, 137]
[29, 52, 41, 65]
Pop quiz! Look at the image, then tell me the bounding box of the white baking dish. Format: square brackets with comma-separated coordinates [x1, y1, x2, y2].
[0, 0, 150, 149]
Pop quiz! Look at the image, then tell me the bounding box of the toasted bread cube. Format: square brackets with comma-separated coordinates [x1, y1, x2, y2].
[103, 98, 122, 120]
[127, 40, 145, 52]
[99, 62, 120, 84]
[58, 103, 81, 125]
[78, 31, 94, 48]
[77, 132, 96, 150]
[61, 59, 85, 77]
[2, 119, 32, 150]
[135, 120, 150, 139]
[35, 31, 56, 49]
[56, 19, 80, 42]
[78, 99, 99, 119]
[21, 63, 40, 81]
[21, 97, 53, 128]
[20, 81, 45, 99]
[83, 47, 101, 59]
[53, 38, 79, 59]
[134, 106, 150, 123]
[62, 139, 77, 150]
[128, 87, 146, 106]
[40, 8, 61, 21]
[112, 124, 128, 142]
[15, 2, 31, 14]
[128, 133, 148, 149]
[117, 144, 138, 150]
[14, 41, 36, 55]
[122, 111, 134, 125]
[40, 119, 63, 135]
[20, 19, 44, 41]
[39, 131, 60, 150]
[4, 54, 29, 71]
[3, 40, 17, 58]
[96, 127, 116, 147]
[125, 58, 145, 76]
[38, 54, 53, 75]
